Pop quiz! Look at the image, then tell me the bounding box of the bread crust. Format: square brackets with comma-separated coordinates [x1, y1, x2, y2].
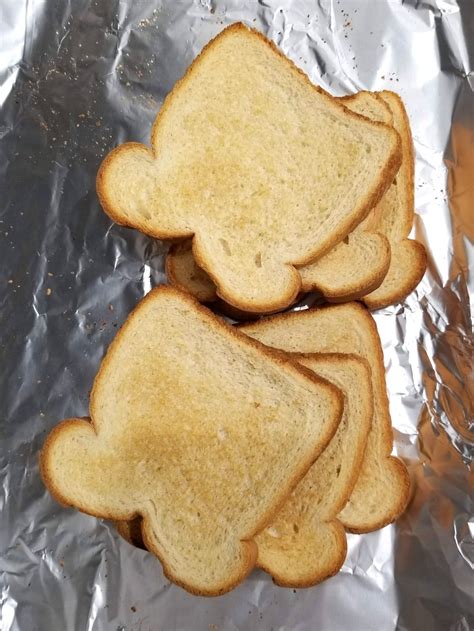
[340, 92, 393, 123]
[40, 285, 343, 596]
[97, 23, 401, 314]
[115, 518, 146, 549]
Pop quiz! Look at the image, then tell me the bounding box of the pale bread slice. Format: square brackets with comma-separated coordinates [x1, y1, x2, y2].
[361, 91, 427, 308]
[242, 303, 411, 533]
[40, 286, 342, 596]
[256, 353, 373, 587]
[97, 23, 401, 313]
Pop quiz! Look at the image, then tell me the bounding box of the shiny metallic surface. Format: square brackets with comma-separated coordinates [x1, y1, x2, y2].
[0, 1, 472, 629]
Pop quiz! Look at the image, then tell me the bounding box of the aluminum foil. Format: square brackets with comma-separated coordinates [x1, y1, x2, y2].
[1, 0, 472, 629]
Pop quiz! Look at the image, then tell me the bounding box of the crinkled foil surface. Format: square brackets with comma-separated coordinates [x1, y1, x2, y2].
[1, 1, 473, 629]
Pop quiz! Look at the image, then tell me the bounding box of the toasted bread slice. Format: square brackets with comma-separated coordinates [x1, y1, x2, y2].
[242, 303, 411, 533]
[165, 92, 394, 306]
[166, 242, 283, 321]
[165, 213, 391, 307]
[165, 91, 425, 309]
[361, 91, 427, 308]
[166, 242, 217, 304]
[298, 92, 393, 300]
[298, 230, 391, 301]
[165, 225, 390, 307]
[256, 353, 372, 587]
[97, 23, 401, 313]
[40, 286, 342, 596]
[116, 353, 372, 587]
[300, 91, 426, 305]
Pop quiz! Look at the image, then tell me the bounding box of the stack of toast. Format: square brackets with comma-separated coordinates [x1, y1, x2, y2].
[41, 23, 426, 597]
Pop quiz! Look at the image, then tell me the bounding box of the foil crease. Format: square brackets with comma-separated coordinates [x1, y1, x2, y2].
[0, 1, 472, 629]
